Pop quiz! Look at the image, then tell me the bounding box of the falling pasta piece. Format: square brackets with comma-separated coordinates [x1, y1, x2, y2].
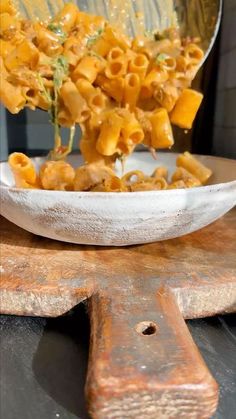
[170, 89, 203, 129]
[176, 152, 212, 184]
[149, 108, 174, 149]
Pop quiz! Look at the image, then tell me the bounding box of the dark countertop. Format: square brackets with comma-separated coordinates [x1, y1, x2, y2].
[0, 306, 235, 419]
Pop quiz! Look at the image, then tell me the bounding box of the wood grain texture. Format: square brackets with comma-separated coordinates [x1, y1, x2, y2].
[0, 210, 236, 419]
[86, 290, 218, 419]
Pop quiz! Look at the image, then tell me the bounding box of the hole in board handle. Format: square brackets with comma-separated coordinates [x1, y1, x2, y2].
[135, 321, 158, 336]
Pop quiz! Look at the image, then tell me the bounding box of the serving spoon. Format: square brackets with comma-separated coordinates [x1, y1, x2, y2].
[14, 0, 222, 66]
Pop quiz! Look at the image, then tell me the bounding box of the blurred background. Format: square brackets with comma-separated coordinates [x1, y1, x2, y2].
[0, 0, 235, 161]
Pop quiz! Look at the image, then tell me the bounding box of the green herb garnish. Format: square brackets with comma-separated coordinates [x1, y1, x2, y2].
[144, 30, 154, 38]
[155, 53, 169, 64]
[51, 55, 68, 125]
[86, 28, 103, 47]
[47, 23, 67, 44]
[49, 55, 75, 160]
[37, 74, 52, 105]
[37, 55, 75, 161]
[52, 55, 69, 90]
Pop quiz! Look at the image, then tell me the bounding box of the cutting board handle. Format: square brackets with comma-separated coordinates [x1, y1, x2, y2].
[86, 287, 218, 419]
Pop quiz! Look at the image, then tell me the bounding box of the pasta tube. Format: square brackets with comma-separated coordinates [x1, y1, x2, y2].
[149, 108, 174, 149]
[152, 177, 168, 189]
[107, 47, 124, 61]
[105, 58, 128, 79]
[4, 40, 39, 71]
[58, 107, 90, 127]
[184, 44, 204, 66]
[53, 3, 78, 31]
[60, 81, 89, 122]
[176, 152, 212, 184]
[154, 84, 179, 112]
[88, 89, 108, 113]
[176, 55, 188, 72]
[156, 55, 176, 71]
[171, 167, 201, 187]
[73, 56, 103, 83]
[0, 77, 25, 114]
[122, 171, 167, 191]
[168, 180, 186, 189]
[122, 171, 145, 186]
[170, 89, 203, 129]
[130, 179, 166, 191]
[76, 79, 107, 113]
[8, 153, 39, 188]
[36, 28, 63, 57]
[21, 87, 39, 110]
[152, 167, 168, 179]
[140, 68, 169, 99]
[102, 176, 128, 192]
[0, 39, 14, 58]
[91, 37, 111, 57]
[80, 124, 115, 166]
[0, 0, 16, 15]
[128, 54, 149, 78]
[96, 74, 124, 102]
[96, 112, 123, 156]
[80, 136, 103, 164]
[103, 26, 131, 50]
[40, 161, 75, 191]
[73, 163, 114, 191]
[75, 78, 94, 99]
[123, 73, 141, 109]
[121, 115, 144, 145]
[0, 12, 19, 36]
[76, 11, 105, 29]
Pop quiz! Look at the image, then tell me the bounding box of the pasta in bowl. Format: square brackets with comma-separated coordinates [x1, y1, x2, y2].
[1, 152, 236, 246]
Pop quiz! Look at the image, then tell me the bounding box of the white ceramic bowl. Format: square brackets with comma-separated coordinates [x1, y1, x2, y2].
[1, 152, 235, 246]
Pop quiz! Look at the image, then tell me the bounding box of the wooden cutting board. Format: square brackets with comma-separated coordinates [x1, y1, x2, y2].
[1, 211, 236, 419]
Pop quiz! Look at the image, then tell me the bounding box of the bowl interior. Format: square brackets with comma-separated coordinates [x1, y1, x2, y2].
[1, 152, 235, 189]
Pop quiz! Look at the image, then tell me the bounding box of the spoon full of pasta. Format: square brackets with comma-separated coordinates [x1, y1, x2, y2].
[1, 0, 221, 171]
[14, 0, 222, 67]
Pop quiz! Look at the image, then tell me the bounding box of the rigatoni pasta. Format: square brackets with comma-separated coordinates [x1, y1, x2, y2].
[176, 152, 212, 184]
[170, 89, 203, 129]
[1, 1, 209, 192]
[39, 160, 75, 191]
[8, 151, 212, 192]
[60, 81, 88, 122]
[96, 112, 123, 156]
[8, 153, 39, 188]
[148, 108, 174, 149]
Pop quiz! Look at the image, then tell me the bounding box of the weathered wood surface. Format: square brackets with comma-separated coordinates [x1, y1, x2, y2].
[0, 210, 236, 419]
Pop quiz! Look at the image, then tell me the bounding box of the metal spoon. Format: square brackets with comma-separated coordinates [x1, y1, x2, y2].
[16, 0, 222, 66]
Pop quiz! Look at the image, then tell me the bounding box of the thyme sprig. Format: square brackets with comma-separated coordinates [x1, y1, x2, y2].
[86, 28, 103, 47]
[47, 23, 67, 44]
[48, 55, 75, 160]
